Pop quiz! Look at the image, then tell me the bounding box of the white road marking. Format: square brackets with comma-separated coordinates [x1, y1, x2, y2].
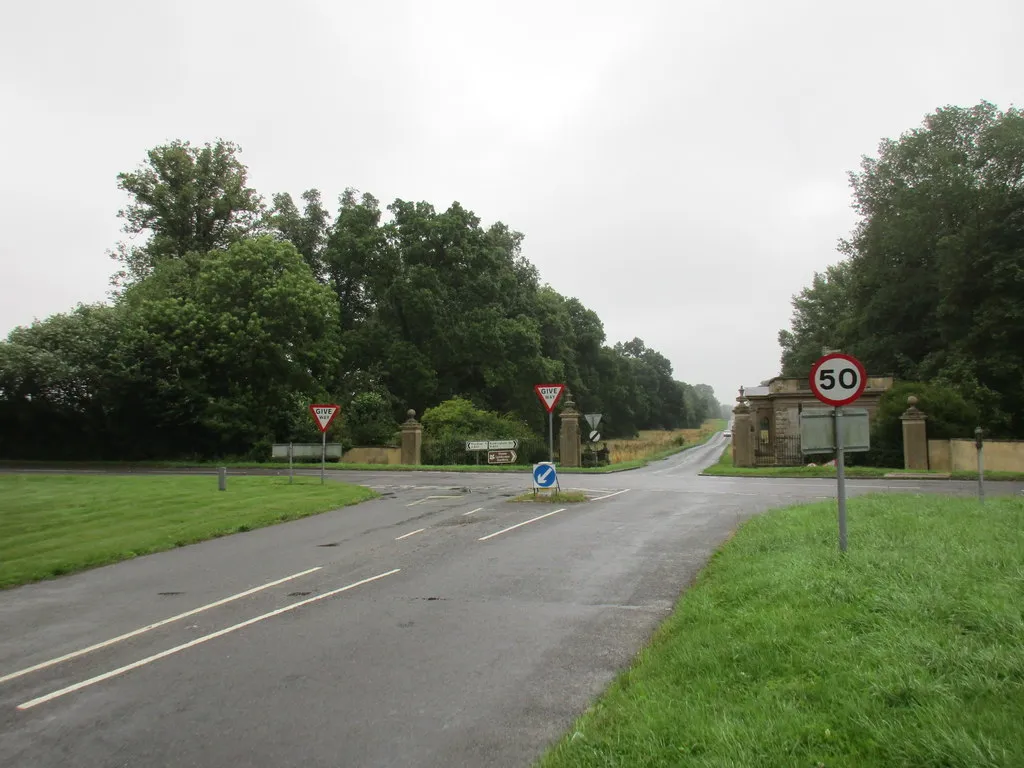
[462, 507, 484, 516]
[395, 528, 426, 540]
[591, 489, 631, 501]
[405, 495, 462, 507]
[0, 566, 322, 687]
[478, 509, 567, 541]
[16, 568, 401, 710]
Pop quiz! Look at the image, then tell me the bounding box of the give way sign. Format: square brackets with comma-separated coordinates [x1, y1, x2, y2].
[309, 403, 340, 432]
[534, 384, 565, 413]
[809, 353, 867, 407]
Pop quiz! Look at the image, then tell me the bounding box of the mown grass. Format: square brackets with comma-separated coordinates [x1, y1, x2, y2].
[703, 444, 937, 478]
[0, 474, 377, 589]
[539, 493, 1024, 768]
[701, 445, 1024, 481]
[509, 491, 590, 504]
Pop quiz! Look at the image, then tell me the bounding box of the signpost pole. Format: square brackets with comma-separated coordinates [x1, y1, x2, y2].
[835, 407, 847, 553]
[548, 411, 554, 464]
[289, 442, 294, 485]
[321, 431, 326, 486]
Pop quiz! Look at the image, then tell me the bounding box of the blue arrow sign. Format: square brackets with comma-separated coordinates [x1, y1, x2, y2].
[533, 462, 557, 489]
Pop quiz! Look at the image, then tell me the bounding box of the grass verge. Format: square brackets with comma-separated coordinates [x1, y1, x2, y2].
[508, 491, 589, 503]
[539, 493, 1024, 768]
[0, 421, 729, 477]
[699, 444, 996, 479]
[0, 474, 377, 589]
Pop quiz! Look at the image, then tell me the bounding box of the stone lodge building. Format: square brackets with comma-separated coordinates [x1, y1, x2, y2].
[735, 374, 894, 466]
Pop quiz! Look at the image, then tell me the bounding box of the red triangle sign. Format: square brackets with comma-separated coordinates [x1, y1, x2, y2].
[309, 403, 340, 433]
[534, 384, 565, 413]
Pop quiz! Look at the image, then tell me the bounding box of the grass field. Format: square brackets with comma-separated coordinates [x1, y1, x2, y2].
[539, 493, 1024, 767]
[700, 443, 1024, 480]
[0, 474, 377, 589]
[606, 419, 726, 465]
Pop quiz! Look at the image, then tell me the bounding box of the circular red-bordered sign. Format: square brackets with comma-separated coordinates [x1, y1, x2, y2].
[809, 353, 867, 407]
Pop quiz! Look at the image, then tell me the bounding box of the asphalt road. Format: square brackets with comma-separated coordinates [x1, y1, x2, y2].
[2, 437, 1020, 767]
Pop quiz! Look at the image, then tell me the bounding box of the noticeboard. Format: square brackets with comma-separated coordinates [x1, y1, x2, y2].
[800, 408, 871, 454]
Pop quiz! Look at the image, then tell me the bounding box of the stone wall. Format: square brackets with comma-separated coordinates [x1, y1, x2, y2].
[342, 446, 401, 465]
[928, 439, 1024, 473]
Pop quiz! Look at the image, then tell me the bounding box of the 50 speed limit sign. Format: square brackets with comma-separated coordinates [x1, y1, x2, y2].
[809, 353, 867, 407]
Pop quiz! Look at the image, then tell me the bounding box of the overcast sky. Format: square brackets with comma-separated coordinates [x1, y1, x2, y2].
[1, 0, 1020, 405]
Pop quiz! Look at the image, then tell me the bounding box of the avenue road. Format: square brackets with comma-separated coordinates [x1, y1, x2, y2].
[2, 436, 1020, 767]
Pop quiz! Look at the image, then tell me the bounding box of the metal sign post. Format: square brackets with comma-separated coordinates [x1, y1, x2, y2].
[548, 411, 553, 463]
[809, 353, 867, 554]
[534, 384, 565, 464]
[309, 403, 340, 486]
[835, 408, 847, 552]
[289, 442, 294, 484]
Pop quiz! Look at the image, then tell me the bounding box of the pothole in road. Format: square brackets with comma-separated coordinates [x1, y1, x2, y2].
[288, 591, 313, 597]
[317, 542, 340, 547]
[157, 591, 184, 596]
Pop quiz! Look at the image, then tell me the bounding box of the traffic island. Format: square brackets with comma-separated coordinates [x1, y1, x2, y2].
[508, 491, 588, 503]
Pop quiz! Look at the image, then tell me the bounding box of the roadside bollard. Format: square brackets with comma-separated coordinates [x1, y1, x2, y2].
[218, 466, 227, 492]
[974, 427, 984, 504]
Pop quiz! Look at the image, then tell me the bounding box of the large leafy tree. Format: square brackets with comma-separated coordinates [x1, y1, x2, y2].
[3, 139, 721, 460]
[780, 102, 1024, 435]
[778, 261, 853, 376]
[118, 236, 341, 456]
[111, 139, 264, 286]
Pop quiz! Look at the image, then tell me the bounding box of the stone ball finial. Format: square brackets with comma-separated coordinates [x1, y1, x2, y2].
[406, 409, 416, 419]
[907, 396, 918, 407]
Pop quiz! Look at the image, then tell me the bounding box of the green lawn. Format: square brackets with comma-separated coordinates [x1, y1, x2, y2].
[539, 493, 1024, 767]
[0, 474, 377, 589]
[703, 443, 957, 479]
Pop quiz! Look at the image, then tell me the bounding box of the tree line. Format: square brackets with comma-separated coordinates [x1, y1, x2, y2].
[0, 140, 722, 460]
[779, 101, 1024, 438]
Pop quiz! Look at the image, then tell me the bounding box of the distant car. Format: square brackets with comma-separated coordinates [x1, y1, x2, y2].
[723, 430, 732, 438]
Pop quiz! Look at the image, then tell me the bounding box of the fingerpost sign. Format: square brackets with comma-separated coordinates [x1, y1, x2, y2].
[809, 353, 867, 553]
[309, 403, 340, 485]
[534, 384, 565, 463]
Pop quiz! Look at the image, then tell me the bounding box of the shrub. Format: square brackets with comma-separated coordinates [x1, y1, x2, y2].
[864, 381, 979, 467]
[420, 396, 541, 465]
[342, 391, 398, 446]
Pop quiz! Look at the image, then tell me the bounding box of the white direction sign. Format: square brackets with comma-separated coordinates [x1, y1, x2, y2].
[534, 384, 565, 413]
[309, 404, 340, 433]
[466, 439, 519, 451]
[487, 439, 518, 450]
[809, 353, 867, 407]
[585, 413, 602, 431]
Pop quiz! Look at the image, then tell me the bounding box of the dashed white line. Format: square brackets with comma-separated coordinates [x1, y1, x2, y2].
[478, 509, 567, 541]
[0, 566, 322, 687]
[395, 528, 426, 540]
[405, 495, 462, 507]
[16, 568, 401, 710]
[462, 507, 484, 516]
[591, 489, 631, 501]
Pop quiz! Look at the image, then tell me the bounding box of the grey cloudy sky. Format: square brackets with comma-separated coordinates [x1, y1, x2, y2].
[1, 0, 1020, 405]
